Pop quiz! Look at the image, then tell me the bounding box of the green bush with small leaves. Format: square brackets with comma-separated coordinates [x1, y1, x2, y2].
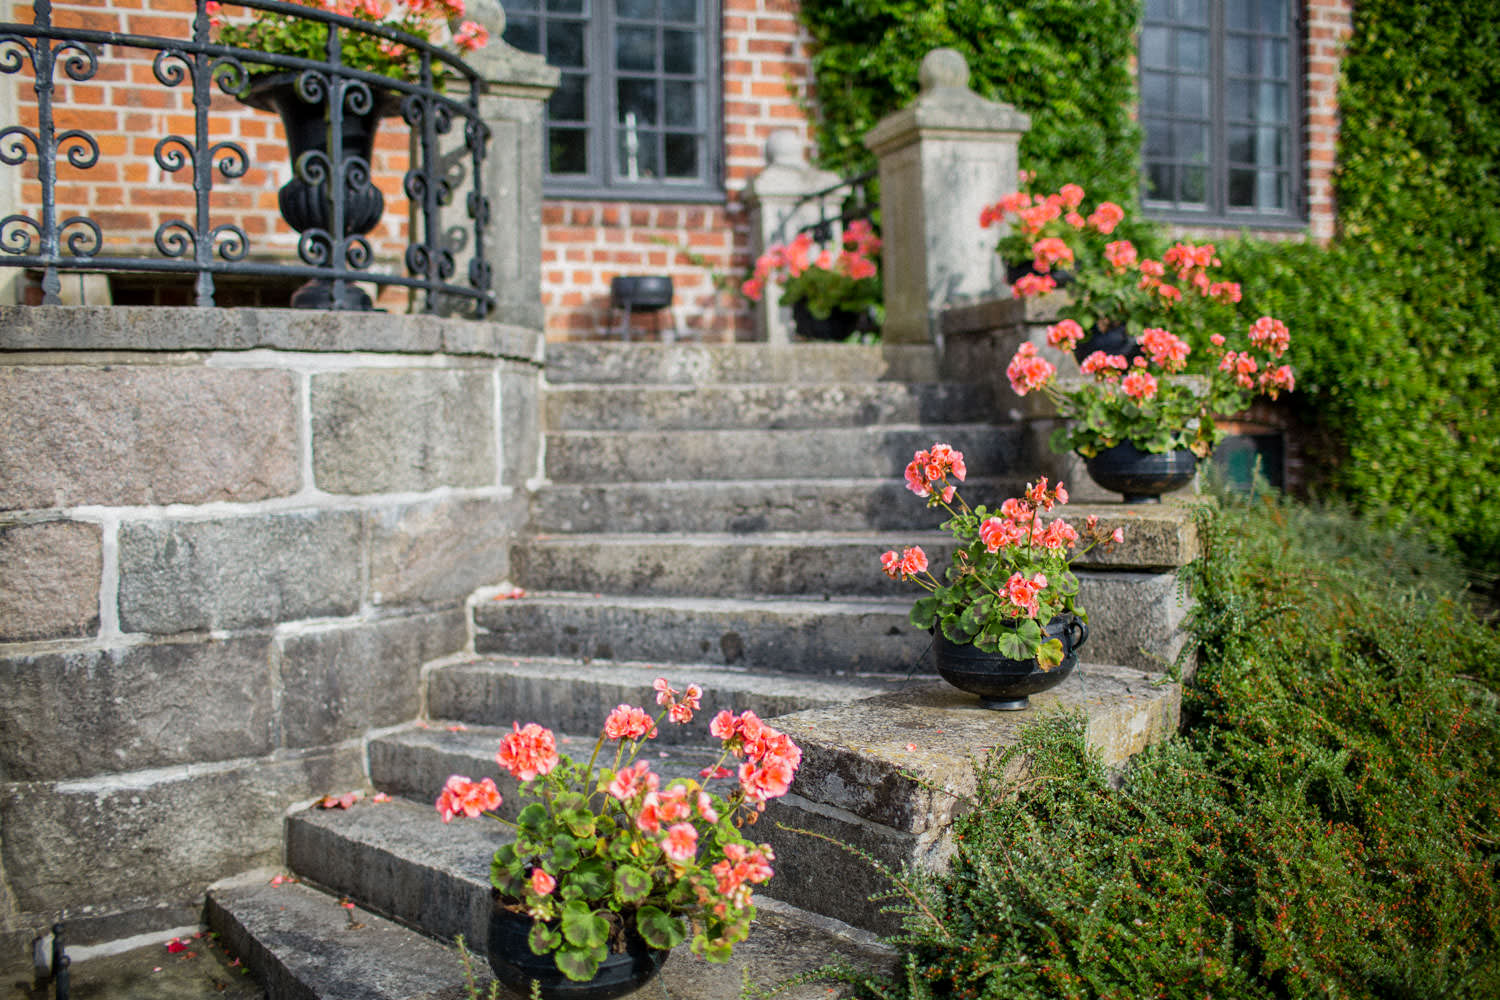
[826, 494, 1500, 999]
[795, 0, 1140, 207]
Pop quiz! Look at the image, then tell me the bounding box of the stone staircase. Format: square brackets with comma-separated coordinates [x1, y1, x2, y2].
[204, 342, 1190, 999]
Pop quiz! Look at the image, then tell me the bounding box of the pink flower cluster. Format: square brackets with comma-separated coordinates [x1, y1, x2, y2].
[1005, 571, 1049, 618]
[1046, 318, 1085, 351]
[495, 721, 560, 781]
[604, 704, 657, 741]
[709, 842, 775, 915]
[881, 545, 929, 580]
[710, 711, 803, 807]
[903, 442, 966, 500]
[981, 182, 1124, 241]
[436, 774, 501, 822]
[1080, 350, 1130, 380]
[1139, 328, 1190, 372]
[977, 479, 1077, 555]
[1006, 342, 1058, 395]
[654, 677, 703, 724]
[742, 220, 881, 302]
[1121, 369, 1159, 402]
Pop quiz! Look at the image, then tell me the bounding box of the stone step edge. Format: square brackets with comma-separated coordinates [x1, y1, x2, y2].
[205, 867, 474, 1000]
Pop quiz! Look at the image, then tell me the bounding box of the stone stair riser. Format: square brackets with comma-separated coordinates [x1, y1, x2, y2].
[544, 425, 1020, 484]
[544, 382, 995, 432]
[545, 342, 942, 385]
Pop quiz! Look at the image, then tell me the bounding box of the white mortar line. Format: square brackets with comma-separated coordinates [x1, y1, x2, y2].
[201, 349, 491, 372]
[45, 484, 512, 527]
[95, 515, 122, 640]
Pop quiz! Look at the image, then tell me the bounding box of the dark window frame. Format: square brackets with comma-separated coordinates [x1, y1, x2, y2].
[1140, 0, 1307, 228]
[503, 0, 724, 203]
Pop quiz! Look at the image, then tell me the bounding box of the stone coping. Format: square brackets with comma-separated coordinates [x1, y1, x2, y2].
[0, 306, 545, 362]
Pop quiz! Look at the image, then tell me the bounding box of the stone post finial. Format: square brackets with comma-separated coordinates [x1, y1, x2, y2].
[765, 128, 805, 167]
[919, 47, 970, 93]
[863, 48, 1031, 344]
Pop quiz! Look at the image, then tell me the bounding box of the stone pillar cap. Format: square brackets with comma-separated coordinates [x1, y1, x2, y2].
[455, 0, 560, 90]
[863, 47, 1031, 155]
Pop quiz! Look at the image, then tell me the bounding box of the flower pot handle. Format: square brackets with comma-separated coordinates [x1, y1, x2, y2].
[1067, 617, 1089, 652]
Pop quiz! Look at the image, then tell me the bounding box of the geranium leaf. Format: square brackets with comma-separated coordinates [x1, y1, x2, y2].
[559, 899, 609, 949]
[554, 943, 606, 982]
[909, 595, 939, 629]
[996, 631, 1029, 660]
[527, 919, 560, 956]
[613, 864, 652, 905]
[516, 802, 549, 833]
[568, 857, 612, 898]
[636, 904, 688, 950]
[1036, 637, 1065, 671]
[550, 834, 580, 870]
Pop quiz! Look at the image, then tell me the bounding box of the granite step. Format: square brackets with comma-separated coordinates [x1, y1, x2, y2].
[545, 341, 942, 385]
[262, 795, 892, 999]
[544, 380, 995, 431]
[420, 658, 900, 738]
[206, 869, 474, 1000]
[543, 423, 1018, 483]
[526, 476, 1025, 534]
[472, 591, 929, 675]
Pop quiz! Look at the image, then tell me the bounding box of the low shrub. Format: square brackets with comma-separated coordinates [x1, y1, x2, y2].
[829, 494, 1500, 999]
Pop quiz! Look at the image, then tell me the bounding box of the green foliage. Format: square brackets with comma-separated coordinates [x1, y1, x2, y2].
[837, 495, 1500, 999]
[795, 0, 1140, 204]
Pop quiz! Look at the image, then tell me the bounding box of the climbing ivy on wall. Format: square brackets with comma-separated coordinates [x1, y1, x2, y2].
[794, 0, 1141, 207]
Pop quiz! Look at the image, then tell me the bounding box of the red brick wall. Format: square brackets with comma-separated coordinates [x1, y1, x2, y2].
[1303, 0, 1352, 241]
[539, 0, 815, 342]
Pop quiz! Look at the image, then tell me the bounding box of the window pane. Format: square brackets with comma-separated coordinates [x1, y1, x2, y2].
[1174, 122, 1208, 161]
[549, 127, 588, 174]
[618, 78, 658, 125]
[1258, 82, 1288, 122]
[549, 72, 587, 122]
[1226, 0, 1254, 30]
[1175, 0, 1208, 25]
[616, 0, 654, 17]
[547, 20, 585, 68]
[1174, 76, 1208, 117]
[1226, 79, 1252, 121]
[662, 0, 698, 23]
[1228, 125, 1255, 164]
[663, 30, 697, 75]
[1176, 29, 1207, 72]
[508, 0, 539, 9]
[1180, 165, 1207, 205]
[1257, 170, 1286, 209]
[503, 14, 540, 52]
[664, 134, 698, 178]
[1226, 34, 1252, 75]
[618, 127, 660, 179]
[547, 0, 585, 11]
[1228, 168, 1255, 207]
[616, 26, 656, 72]
[663, 79, 697, 126]
[1260, 0, 1288, 32]
[1141, 26, 1169, 68]
[1145, 162, 1174, 202]
[1145, 121, 1171, 157]
[1142, 71, 1170, 111]
[1145, 0, 1170, 19]
[1257, 126, 1285, 167]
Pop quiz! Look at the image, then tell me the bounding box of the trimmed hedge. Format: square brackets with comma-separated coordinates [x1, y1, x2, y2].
[795, 0, 1141, 207]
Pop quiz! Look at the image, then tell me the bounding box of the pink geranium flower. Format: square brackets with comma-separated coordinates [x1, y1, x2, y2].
[495, 722, 560, 781]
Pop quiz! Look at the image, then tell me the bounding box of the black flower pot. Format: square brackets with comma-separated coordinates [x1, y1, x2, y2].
[1084, 442, 1198, 503]
[933, 616, 1087, 711]
[242, 72, 401, 311]
[791, 301, 863, 341]
[1073, 321, 1142, 364]
[488, 898, 669, 1000]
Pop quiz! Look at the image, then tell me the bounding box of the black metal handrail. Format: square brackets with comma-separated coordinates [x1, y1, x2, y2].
[783, 167, 877, 245]
[0, 0, 492, 313]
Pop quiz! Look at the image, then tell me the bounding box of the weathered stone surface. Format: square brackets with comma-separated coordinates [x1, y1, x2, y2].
[0, 365, 298, 510]
[1065, 502, 1200, 570]
[276, 608, 469, 749]
[0, 519, 101, 641]
[0, 745, 363, 913]
[367, 494, 521, 607]
[424, 658, 898, 739]
[544, 341, 940, 385]
[117, 510, 363, 633]
[0, 635, 275, 782]
[311, 368, 496, 495]
[545, 424, 1020, 483]
[0, 305, 543, 359]
[500, 360, 541, 488]
[207, 872, 470, 1000]
[1076, 570, 1190, 672]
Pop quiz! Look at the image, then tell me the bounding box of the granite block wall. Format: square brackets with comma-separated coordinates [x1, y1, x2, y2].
[0, 306, 543, 966]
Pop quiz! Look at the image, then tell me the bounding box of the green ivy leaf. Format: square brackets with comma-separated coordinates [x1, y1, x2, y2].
[636, 905, 688, 950]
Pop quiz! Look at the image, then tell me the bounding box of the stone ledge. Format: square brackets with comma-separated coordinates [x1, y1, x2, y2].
[0, 306, 545, 362]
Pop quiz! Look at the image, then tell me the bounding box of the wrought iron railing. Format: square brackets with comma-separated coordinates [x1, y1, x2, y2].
[783, 168, 878, 245]
[0, 0, 491, 313]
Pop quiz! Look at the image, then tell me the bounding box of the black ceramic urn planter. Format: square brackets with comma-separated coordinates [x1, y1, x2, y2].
[932, 616, 1088, 711]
